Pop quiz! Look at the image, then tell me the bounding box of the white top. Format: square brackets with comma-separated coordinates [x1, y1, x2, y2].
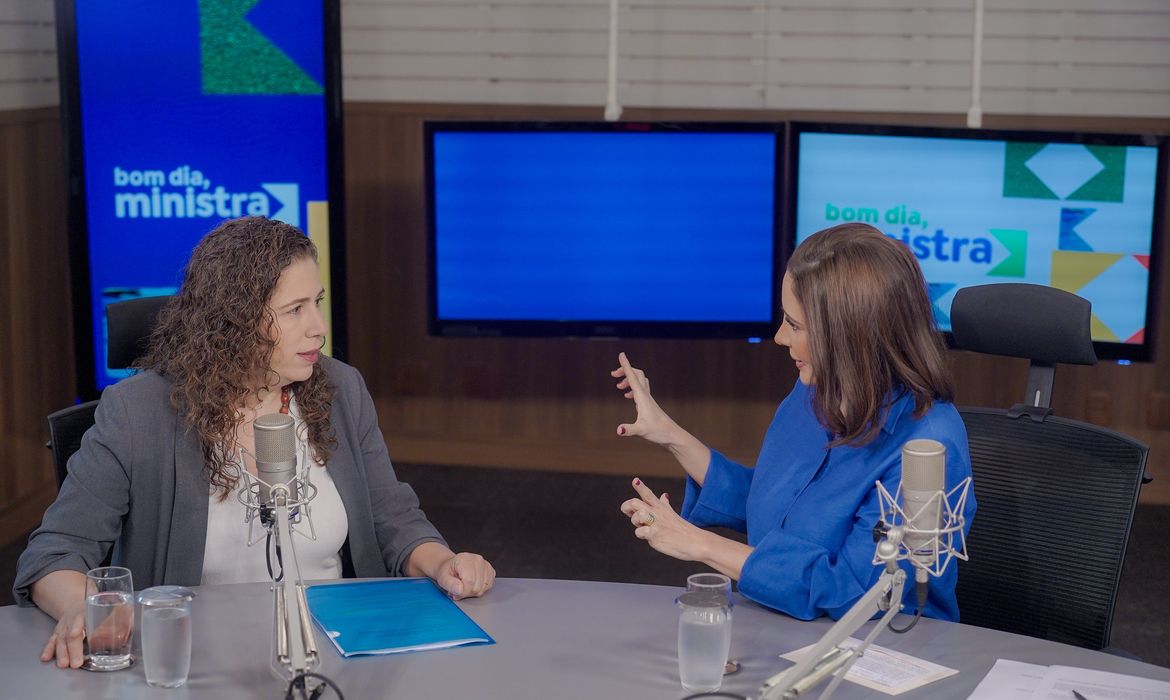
[201, 399, 349, 584]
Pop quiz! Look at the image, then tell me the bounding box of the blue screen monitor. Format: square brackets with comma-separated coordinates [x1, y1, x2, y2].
[789, 122, 1167, 362]
[425, 122, 781, 339]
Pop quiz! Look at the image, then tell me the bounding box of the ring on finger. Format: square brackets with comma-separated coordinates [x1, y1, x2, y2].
[644, 511, 656, 526]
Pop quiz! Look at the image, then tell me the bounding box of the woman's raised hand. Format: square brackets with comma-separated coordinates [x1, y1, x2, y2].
[611, 352, 682, 445]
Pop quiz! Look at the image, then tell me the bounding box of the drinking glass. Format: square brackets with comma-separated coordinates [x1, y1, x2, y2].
[687, 573, 738, 674]
[687, 573, 732, 603]
[83, 566, 135, 671]
[677, 591, 732, 692]
[138, 586, 195, 688]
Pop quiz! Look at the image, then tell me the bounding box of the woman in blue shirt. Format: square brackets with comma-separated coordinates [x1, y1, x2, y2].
[614, 223, 976, 621]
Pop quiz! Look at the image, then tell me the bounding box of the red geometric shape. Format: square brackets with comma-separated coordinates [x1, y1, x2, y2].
[1134, 254, 1150, 270]
[1125, 328, 1145, 344]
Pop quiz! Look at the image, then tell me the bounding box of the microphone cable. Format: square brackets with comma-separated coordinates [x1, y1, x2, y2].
[286, 671, 345, 700]
[888, 579, 928, 633]
[266, 531, 285, 582]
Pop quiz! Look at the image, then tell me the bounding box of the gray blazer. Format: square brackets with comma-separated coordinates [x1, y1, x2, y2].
[13, 356, 445, 606]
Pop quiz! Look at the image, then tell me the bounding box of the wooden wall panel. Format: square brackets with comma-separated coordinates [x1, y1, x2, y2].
[342, 101, 1170, 504]
[0, 107, 73, 546]
[1, 99, 1166, 554]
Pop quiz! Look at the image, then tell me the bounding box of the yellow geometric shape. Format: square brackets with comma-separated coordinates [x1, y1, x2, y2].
[1090, 312, 1118, 342]
[1050, 251, 1123, 294]
[307, 200, 332, 357]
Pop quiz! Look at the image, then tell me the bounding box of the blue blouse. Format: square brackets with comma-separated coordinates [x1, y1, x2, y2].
[681, 380, 976, 621]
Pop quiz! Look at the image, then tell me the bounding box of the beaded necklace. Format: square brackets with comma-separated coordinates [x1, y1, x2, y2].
[280, 385, 291, 414]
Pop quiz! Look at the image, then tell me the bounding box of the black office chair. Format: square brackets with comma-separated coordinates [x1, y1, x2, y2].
[951, 283, 1150, 652]
[46, 295, 172, 487]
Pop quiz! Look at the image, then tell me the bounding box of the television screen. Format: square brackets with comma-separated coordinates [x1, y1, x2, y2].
[790, 123, 1166, 361]
[425, 122, 781, 338]
[59, 0, 346, 395]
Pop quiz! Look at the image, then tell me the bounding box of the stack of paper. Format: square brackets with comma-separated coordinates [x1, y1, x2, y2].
[968, 659, 1170, 700]
[305, 578, 494, 657]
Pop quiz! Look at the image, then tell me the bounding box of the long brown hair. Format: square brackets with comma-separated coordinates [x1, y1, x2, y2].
[138, 217, 336, 497]
[787, 223, 954, 447]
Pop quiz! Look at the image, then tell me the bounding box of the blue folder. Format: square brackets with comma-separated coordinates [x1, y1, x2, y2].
[305, 578, 495, 657]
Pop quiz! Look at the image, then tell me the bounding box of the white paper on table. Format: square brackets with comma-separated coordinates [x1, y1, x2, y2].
[1032, 665, 1170, 700]
[780, 637, 958, 695]
[966, 659, 1048, 699]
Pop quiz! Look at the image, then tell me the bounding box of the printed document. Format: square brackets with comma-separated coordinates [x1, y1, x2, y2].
[781, 637, 958, 695]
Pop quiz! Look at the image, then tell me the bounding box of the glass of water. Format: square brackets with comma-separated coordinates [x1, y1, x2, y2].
[83, 566, 135, 671]
[677, 590, 732, 692]
[687, 573, 733, 601]
[138, 586, 195, 688]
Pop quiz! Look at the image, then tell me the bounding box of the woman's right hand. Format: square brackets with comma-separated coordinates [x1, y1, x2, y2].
[40, 605, 86, 669]
[611, 352, 681, 446]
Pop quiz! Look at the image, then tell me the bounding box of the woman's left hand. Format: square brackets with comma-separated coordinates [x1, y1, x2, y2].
[433, 552, 496, 600]
[620, 478, 707, 562]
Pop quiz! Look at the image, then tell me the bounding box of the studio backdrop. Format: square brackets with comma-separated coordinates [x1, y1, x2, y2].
[56, 0, 346, 397]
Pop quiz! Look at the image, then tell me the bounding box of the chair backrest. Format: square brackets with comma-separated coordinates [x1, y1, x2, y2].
[950, 283, 1149, 650]
[46, 295, 171, 487]
[47, 401, 100, 488]
[106, 295, 170, 369]
[956, 407, 1148, 649]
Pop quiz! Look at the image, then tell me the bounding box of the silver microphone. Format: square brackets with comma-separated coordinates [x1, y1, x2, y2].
[900, 438, 946, 567]
[253, 413, 297, 505]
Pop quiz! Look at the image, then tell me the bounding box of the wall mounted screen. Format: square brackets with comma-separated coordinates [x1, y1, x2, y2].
[426, 122, 780, 339]
[57, 0, 346, 395]
[790, 122, 1166, 361]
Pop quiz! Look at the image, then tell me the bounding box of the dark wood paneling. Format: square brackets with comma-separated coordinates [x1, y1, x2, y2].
[0, 106, 73, 546]
[342, 103, 1170, 503]
[2, 101, 1167, 550]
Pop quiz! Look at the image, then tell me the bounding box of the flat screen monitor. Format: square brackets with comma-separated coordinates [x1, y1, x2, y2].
[425, 122, 781, 339]
[789, 122, 1166, 362]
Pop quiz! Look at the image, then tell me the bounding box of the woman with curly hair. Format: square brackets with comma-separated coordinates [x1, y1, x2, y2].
[15, 217, 495, 669]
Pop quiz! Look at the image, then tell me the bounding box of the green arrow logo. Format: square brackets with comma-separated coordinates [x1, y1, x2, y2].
[988, 229, 1027, 277]
[200, 0, 323, 95]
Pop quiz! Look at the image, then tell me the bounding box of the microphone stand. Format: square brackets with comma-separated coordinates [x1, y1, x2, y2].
[759, 476, 971, 700]
[239, 468, 324, 698]
[758, 537, 906, 700]
[269, 483, 320, 695]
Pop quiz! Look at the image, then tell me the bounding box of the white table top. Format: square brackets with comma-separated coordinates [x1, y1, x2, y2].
[2, 577, 1168, 699]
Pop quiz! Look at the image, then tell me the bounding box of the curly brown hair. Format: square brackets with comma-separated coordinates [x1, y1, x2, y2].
[137, 217, 336, 498]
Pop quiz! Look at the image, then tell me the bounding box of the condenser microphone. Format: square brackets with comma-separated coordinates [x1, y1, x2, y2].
[253, 413, 298, 505]
[900, 439, 946, 565]
[898, 438, 947, 612]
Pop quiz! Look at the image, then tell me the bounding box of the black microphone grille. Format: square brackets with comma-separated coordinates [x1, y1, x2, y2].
[253, 413, 296, 463]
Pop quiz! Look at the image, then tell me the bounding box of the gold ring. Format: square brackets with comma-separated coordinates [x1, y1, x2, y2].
[645, 511, 656, 526]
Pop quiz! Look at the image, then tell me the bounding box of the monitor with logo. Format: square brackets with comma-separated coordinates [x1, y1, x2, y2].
[57, 0, 346, 395]
[788, 122, 1167, 361]
[425, 121, 782, 339]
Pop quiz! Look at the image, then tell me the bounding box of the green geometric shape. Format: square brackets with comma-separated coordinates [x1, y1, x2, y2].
[1067, 145, 1126, 202]
[988, 229, 1028, 277]
[200, 0, 323, 95]
[1003, 142, 1058, 200]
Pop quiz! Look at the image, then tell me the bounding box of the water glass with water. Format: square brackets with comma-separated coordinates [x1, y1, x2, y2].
[687, 573, 733, 601]
[138, 586, 195, 688]
[677, 590, 733, 692]
[84, 566, 135, 671]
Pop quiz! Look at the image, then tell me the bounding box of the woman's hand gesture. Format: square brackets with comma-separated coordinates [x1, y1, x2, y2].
[611, 352, 681, 446]
[620, 478, 707, 562]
